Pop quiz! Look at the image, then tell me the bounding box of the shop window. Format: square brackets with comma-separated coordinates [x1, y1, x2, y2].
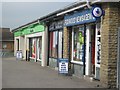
[49, 31, 63, 58]
[29, 37, 42, 60]
[49, 31, 58, 58]
[73, 26, 84, 62]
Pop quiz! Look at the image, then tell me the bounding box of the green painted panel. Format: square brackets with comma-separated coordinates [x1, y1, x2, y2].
[14, 30, 22, 37]
[14, 23, 45, 37]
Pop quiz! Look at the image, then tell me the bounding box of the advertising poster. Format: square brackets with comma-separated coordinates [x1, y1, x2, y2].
[16, 50, 22, 60]
[59, 58, 68, 74]
[32, 39, 36, 58]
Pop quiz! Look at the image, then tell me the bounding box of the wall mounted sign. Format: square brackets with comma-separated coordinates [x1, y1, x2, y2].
[92, 7, 103, 18]
[49, 20, 63, 31]
[59, 58, 68, 74]
[64, 9, 96, 27]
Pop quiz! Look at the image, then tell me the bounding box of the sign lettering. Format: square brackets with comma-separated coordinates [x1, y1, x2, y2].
[64, 9, 96, 26]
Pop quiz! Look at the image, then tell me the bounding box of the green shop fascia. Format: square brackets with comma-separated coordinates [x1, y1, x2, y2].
[14, 23, 45, 37]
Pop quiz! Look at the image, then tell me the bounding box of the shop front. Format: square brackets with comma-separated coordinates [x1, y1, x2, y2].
[64, 8, 102, 79]
[14, 22, 47, 66]
[48, 20, 64, 69]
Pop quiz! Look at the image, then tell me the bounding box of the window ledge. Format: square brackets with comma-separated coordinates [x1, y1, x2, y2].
[71, 61, 83, 65]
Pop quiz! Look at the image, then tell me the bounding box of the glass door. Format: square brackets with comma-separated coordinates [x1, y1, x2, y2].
[37, 37, 42, 61]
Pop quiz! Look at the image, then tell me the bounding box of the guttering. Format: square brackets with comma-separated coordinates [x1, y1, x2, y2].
[91, 0, 101, 3]
[57, 0, 101, 16]
[57, 3, 87, 16]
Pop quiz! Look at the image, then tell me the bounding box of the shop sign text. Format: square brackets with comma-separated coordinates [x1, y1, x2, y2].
[64, 9, 96, 26]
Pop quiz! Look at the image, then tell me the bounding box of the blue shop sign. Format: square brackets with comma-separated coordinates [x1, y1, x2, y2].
[64, 9, 96, 27]
[49, 20, 63, 31]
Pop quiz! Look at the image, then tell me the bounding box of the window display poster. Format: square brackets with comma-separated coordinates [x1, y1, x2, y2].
[32, 39, 36, 58]
[78, 31, 84, 47]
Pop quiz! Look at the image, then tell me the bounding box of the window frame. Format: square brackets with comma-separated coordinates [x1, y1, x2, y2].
[71, 25, 85, 65]
[49, 30, 63, 59]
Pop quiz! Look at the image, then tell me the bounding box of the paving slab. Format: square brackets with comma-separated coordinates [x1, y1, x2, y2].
[2, 57, 102, 88]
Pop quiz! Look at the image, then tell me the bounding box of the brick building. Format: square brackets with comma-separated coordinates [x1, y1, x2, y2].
[0, 28, 14, 51]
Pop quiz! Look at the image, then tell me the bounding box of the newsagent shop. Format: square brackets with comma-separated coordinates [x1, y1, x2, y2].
[63, 7, 101, 79]
[12, 20, 48, 66]
[57, 2, 120, 88]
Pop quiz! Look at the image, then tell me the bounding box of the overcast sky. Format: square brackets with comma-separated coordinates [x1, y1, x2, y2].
[1, 2, 73, 29]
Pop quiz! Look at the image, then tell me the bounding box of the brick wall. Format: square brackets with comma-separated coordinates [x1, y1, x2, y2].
[63, 27, 72, 72]
[100, 2, 120, 88]
[63, 27, 69, 58]
[2, 41, 14, 51]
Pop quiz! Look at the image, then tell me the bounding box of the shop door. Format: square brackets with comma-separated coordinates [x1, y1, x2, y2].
[29, 38, 32, 59]
[117, 27, 120, 89]
[16, 39, 19, 51]
[86, 25, 95, 76]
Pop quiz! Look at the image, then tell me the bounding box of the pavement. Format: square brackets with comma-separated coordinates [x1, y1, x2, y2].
[2, 57, 102, 88]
